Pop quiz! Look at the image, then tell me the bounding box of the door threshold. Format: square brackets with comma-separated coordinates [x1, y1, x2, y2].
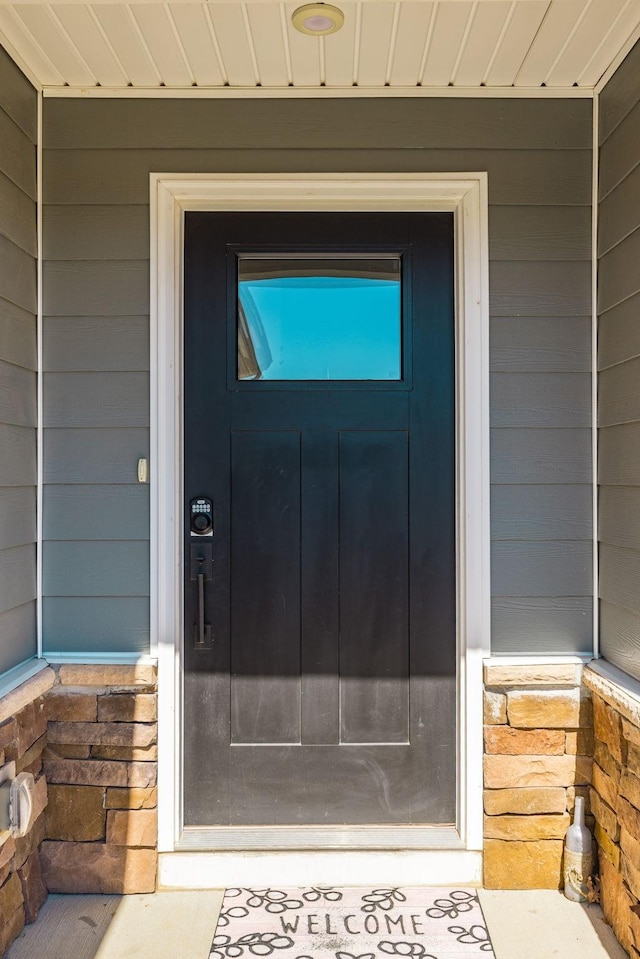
[176, 825, 463, 851]
[159, 849, 483, 889]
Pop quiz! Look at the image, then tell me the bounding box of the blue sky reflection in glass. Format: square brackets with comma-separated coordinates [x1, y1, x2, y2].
[237, 257, 401, 380]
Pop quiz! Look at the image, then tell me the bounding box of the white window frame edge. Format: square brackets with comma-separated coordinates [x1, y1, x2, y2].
[151, 172, 490, 859]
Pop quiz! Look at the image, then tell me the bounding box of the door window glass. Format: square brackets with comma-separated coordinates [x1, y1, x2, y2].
[237, 256, 401, 380]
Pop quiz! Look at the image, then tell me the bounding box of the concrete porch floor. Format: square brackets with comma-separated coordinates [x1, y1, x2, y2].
[5, 889, 627, 959]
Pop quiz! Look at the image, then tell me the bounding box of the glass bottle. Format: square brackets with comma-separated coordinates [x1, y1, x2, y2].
[563, 795, 593, 901]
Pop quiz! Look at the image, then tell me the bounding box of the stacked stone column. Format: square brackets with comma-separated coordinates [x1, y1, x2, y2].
[41, 664, 158, 894]
[584, 667, 640, 957]
[483, 662, 593, 888]
[0, 669, 52, 955]
[11, 656, 640, 959]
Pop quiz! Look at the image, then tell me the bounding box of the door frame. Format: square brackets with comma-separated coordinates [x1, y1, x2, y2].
[151, 173, 490, 883]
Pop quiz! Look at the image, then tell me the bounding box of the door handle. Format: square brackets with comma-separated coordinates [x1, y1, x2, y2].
[191, 545, 213, 650]
[195, 569, 209, 648]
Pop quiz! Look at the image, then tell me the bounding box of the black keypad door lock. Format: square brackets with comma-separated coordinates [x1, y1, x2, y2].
[189, 497, 214, 650]
[190, 497, 214, 536]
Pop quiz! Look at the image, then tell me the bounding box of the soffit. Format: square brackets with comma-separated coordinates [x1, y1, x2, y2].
[0, 0, 638, 93]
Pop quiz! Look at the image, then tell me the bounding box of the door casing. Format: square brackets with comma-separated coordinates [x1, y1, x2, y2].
[150, 173, 490, 874]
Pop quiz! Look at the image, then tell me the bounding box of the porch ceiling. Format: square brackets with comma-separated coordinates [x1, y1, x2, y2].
[0, 0, 638, 93]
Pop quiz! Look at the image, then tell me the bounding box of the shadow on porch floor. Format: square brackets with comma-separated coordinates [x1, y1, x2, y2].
[5, 888, 627, 959]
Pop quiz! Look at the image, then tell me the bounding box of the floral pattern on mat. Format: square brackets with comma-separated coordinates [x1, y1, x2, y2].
[210, 887, 494, 959]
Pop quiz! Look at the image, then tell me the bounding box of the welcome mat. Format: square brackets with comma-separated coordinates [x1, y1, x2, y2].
[210, 887, 494, 959]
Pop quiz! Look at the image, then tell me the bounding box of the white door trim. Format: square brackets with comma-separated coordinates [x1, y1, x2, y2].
[151, 173, 491, 870]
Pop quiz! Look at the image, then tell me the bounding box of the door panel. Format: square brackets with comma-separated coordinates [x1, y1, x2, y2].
[183, 211, 456, 833]
[230, 430, 301, 745]
[339, 429, 409, 745]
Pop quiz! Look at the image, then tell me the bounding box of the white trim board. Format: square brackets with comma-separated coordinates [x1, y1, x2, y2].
[151, 173, 491, 874]
[159, 851, 483, 890]
[44, 85, 594, 99]
[36, 89, 43, 660]
[43, 652, 158, 665]
[591, 91, 599, 657]
[586, 659, 640, 708]
[0, 657, 49, 700]
[485, 655, 592, 666]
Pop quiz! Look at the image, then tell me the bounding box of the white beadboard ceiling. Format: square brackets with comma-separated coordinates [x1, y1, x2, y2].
[0, 0, 639, 92]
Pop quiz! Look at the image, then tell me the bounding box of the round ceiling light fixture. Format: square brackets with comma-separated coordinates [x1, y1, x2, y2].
[292, 3, 344, 35]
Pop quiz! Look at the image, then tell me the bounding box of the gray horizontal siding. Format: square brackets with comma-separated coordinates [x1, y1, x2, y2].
[599, 292, 640, 371]
[44, 485, 149, 540]
[0, 359, 36, 427]
[492, 429, 592, 485]
[0, 230, 36, 313]
[44, 372, 149, 427]
[598, 41, 640, 682]
[43, 597, 150, 654]
[600, 602, 640, 678]
[490, 372, 591, 428]
[492, 541, 593, 597]
[599, 39, 640, 144]
[0, 105, 36, 199]
[0, 544, 36, 615]
[599, 487, 640, 550]
[44, 317, 149, 372]
[44, 428, 149, 484]
[0, 46, 36, 676]
[489, 207, 591, 261]
[43, 205, 149, 260]
[43, 148, 593, 206]
[599, 544, 640, 617]
[0, 487, 36, 550]
[44, 99, 592, 151]
[491, 485, 592, 541]
[42, 96, 593, 656]
[598, 357, 640, 428]
[0, 602, 36, 675]
[43, 542, 149, 596]
[0, 45, 36, 141]
[598, 163, 640, 257]
[599, 98, 640, 201]
[490, 317, 591, 372]
[0, 169, 36, 256]
[0, 297, 36, 371]
[600, 424, 640, 487]
[492, 597, 592, 655]
[598, 224, 640, 314]
[0, 424, 36, 486]
[44, 260, 149, 316]
[490, 261, 591, 316]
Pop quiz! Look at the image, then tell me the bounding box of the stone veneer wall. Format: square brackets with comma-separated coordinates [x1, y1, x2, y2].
[40, 663, 158, 894]
[584, 666, 640, 958]
[10, 659, 636, 954]
[0, 669, 52, 956]
[483, 662, 594, 889]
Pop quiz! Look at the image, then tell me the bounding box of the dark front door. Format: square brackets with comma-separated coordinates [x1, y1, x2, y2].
[183, 211, 456, 836]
